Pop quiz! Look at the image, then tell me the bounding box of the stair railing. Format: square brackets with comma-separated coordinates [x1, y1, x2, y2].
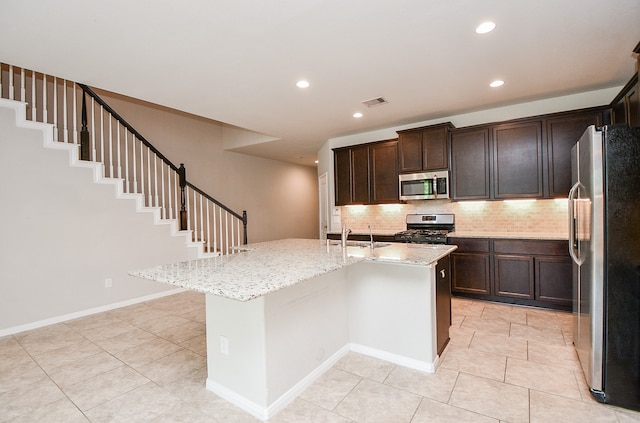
[0, 63, 247, 255]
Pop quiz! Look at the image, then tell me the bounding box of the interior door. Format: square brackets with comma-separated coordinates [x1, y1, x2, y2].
[319, 172, 329, 239]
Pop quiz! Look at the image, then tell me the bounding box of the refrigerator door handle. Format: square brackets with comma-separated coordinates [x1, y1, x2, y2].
[568, 181, 583, 265]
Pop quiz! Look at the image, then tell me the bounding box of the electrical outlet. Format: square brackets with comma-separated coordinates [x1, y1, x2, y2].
[104, 278, 112, 288]
[220, 336, 229, 355]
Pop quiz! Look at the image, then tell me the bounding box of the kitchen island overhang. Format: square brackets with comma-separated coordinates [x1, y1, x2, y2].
[130, 239, 457, 420]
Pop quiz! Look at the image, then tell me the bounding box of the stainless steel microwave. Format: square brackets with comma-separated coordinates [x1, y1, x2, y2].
[399, 171, 449, 200]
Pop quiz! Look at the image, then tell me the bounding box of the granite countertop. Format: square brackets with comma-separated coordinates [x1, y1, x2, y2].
[129, 239, 457, 302]
[447, 231, 568, 240]
[326, 229, 401, 236]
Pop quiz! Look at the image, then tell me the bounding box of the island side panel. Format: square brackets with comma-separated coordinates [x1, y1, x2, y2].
[264, 267, 350, 406]
[347, 261, 438, 372]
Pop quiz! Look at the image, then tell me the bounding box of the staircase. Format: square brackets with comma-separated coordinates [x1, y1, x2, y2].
[0, 62, 247, 258]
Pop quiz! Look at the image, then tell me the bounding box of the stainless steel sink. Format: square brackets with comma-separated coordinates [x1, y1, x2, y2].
[346, 241, 390, 248]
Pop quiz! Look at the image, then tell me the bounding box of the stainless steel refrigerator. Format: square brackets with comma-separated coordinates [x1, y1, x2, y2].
[569, 124, 640, 410]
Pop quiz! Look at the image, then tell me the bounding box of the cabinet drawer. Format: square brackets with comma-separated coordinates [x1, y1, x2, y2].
[448, 238, 491, 253]
[494, 239, 568, 256]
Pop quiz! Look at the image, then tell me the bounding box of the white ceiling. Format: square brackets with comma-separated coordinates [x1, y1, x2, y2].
[1, 0, 639, 166]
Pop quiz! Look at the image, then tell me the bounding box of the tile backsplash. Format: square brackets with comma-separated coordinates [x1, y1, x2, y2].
[339, 199, 568, 235]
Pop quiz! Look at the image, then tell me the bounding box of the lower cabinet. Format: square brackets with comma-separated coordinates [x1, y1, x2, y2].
[435, 254, 451, 355]
[449, 237, 572, 310]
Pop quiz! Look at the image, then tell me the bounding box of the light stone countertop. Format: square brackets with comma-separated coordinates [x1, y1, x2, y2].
[447, 231, 568, 240]
[129, 238, 457, 302]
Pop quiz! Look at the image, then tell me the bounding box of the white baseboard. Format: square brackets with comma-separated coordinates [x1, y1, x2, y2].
[350, 343, 439, 373]
[206, 344, 351, 421]
[0, 288, 185, 337]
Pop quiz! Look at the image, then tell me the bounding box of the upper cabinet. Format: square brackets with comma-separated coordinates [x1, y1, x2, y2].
[397, 123, 453, 173]
[450, 107, 606, 201]
[333, 139, 398, 206]
[611, 41, 640, 127]
[492, 121, 543, 199]
[545, 108, 603, 197]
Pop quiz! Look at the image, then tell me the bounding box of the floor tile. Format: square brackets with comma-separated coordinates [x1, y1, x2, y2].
[526, 310, 572, 332]
[0, 347, 48, 393]
[148, 400, 218, 423]
[180, 333, 207, 356]
[334, 352, 395, 383]
[46, 350, 123, 389]
[64, 364, 150, 411]
[0, 378, 66, 422]
[615, 407, 640, 422]
[92, 326, 158, 354]
[156, 321, 206, 344]
[411, 397, 499, 423]
[460, 315, 511, 336]
[469, 331, 528, 360]
[270, 398, 353, 423]
[529, 390, 618, 422]
[447, 326, 474, 348]
[384, 365, 458, 403]
[13, 323, 87, 356]
[510, 322, 565, 344]
[480, 304, 528, 324]
[32, 338, 103, 372]
[300, 367, 361, 410]
[6, 397, 89, 423]
[114, 336, 184, 369]
[449, 373, 529, 423]
[439, 345, 506, 382]
[527, 339, 581, 370]
[137, 349, 206, 386]
[333, 379, 422, 423]
[505, 357, 581, 400]
[83, 382, 182, 423]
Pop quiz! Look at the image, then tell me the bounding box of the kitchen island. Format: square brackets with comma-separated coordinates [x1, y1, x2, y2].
[130, 239, 456, 420]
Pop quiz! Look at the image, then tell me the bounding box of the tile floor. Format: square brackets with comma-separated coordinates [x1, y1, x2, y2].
[2, 292, 640, 422]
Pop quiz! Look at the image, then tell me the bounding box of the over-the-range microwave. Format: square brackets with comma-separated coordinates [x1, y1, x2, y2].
[399, 171, 449, 200]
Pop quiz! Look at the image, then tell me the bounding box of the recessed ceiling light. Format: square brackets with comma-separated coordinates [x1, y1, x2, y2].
[490, 80, 504, 88]
[353, 112, 363, 118]
[476, 21, 496, 34]
[296, 80, 310, 88]
[314, 160, 319, 164]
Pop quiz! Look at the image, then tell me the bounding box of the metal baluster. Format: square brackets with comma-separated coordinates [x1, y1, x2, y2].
[212, 204, 217, 253]
[91, 98, 96, 161]
[140, 140, 145, 203]
[192, 190, 198, 242]
[199, 193, 204, 247]
[146, 147, 152, 206]
[100, 105, 105, 175]
[42, 74, 47, 123]
[167, 165, 173, 220]
[62, 79, 68, 142]
[20, 68, 25, 102]
[219, 206, 223, 255]
[160, 162, 166, 218]
[108, 115, 113, 177]
[72, 83, 78, 144]
[153, 155, 159, 207]
[31, 70, 36, 121]
[116, 122, 122, 179]
[8, 65, 14, 100]
[206, 201, 211, 253]
[52, 76, 58, 141]
[132, 134, 138, 194]
[225, 211, 229, 255]
[124, 130, 129, 193]
[186, 187, 192, 232]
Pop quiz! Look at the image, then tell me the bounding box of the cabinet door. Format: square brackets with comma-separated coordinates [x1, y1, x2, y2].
[398, 130, 423, 173]
[546, 110, 602, 197]
[435, 255, 451, 355]
[334, 148, 352, 206]
[423, 125, 449, 170]
[493, 121, 543, 199]
[370, 140, 399, 203]
[626, 79, 639, 127]
[450, 128, 491, 200]
[494, 254, 535, 299]
[535, 256, 572, 305]
[451, 252, 491, 295]
[351, 145, 370, 204]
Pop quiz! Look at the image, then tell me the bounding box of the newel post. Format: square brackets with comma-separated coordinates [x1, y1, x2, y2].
[80, 91, 90, 161]
[242, 210, 248, 245]
[178, 163, 188, 231]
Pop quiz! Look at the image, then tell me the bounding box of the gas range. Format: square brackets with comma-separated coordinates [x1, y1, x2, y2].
[394, 214, 455, 244]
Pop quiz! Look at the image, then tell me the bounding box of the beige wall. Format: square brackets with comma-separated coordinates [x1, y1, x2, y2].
[94, 89, 319, 243]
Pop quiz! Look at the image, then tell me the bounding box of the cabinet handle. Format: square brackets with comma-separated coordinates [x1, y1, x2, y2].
[440, 269, 446, 278]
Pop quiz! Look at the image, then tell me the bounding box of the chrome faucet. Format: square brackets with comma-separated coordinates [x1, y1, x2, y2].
[341, 226, 352, 248]
[368, 224, 374, 249]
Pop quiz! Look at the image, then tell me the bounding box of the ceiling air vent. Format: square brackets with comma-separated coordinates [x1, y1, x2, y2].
[362, 97, 388, 108]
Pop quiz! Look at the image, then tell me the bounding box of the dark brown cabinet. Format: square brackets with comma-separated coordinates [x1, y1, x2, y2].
[397, 123, 452, 173]
[449, 237, 572, 310]
[450, 128, 491, 200]
[333, 139, 398, 205]
[545, 108, 603, 197]
[435, 254, 451, 355]
[450, 238, 491, 295]
[611, 73, 639, 128]
[492, 121, 543, 199]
